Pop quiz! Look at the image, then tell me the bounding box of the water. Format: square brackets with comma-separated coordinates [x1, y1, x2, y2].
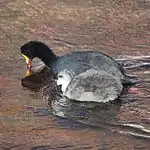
[14, 55, 150, 149]
[0, 0, 150, 149]
[22, 56, 150, 139]
[1, 56, 150, 150]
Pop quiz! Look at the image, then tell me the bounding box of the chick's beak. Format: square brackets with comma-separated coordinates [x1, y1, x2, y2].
[21, 54, 32, 76]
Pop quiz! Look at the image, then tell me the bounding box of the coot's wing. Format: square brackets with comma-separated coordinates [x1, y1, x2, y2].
[52, 51, 125, 82]
[65, 69, 123, 103]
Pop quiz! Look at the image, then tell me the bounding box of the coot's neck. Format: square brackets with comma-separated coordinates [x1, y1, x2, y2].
[36, 46, 57, 67]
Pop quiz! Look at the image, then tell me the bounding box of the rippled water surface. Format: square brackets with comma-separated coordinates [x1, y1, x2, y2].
[0, 0, 150, 149]
[23, 56, 150, 137]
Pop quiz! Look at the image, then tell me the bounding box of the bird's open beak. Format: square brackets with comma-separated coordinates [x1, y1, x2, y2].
[21, 54, 32, 77]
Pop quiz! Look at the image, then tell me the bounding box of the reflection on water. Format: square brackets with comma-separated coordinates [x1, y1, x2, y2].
[21, 56, 150, 139]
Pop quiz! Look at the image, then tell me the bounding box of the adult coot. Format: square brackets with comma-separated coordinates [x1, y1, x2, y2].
[20, 41, 132, 103]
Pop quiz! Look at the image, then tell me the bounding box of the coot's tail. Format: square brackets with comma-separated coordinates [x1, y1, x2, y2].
[123, 75, 141, 85]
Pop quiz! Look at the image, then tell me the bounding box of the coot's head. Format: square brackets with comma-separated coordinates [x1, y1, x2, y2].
[20, 41, 57, 76]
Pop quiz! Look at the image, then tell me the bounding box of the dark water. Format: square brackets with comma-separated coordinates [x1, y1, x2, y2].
[22, 56, 150, 141]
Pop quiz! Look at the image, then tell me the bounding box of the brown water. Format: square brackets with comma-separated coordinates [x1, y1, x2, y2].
[0, 0, 150, 149]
